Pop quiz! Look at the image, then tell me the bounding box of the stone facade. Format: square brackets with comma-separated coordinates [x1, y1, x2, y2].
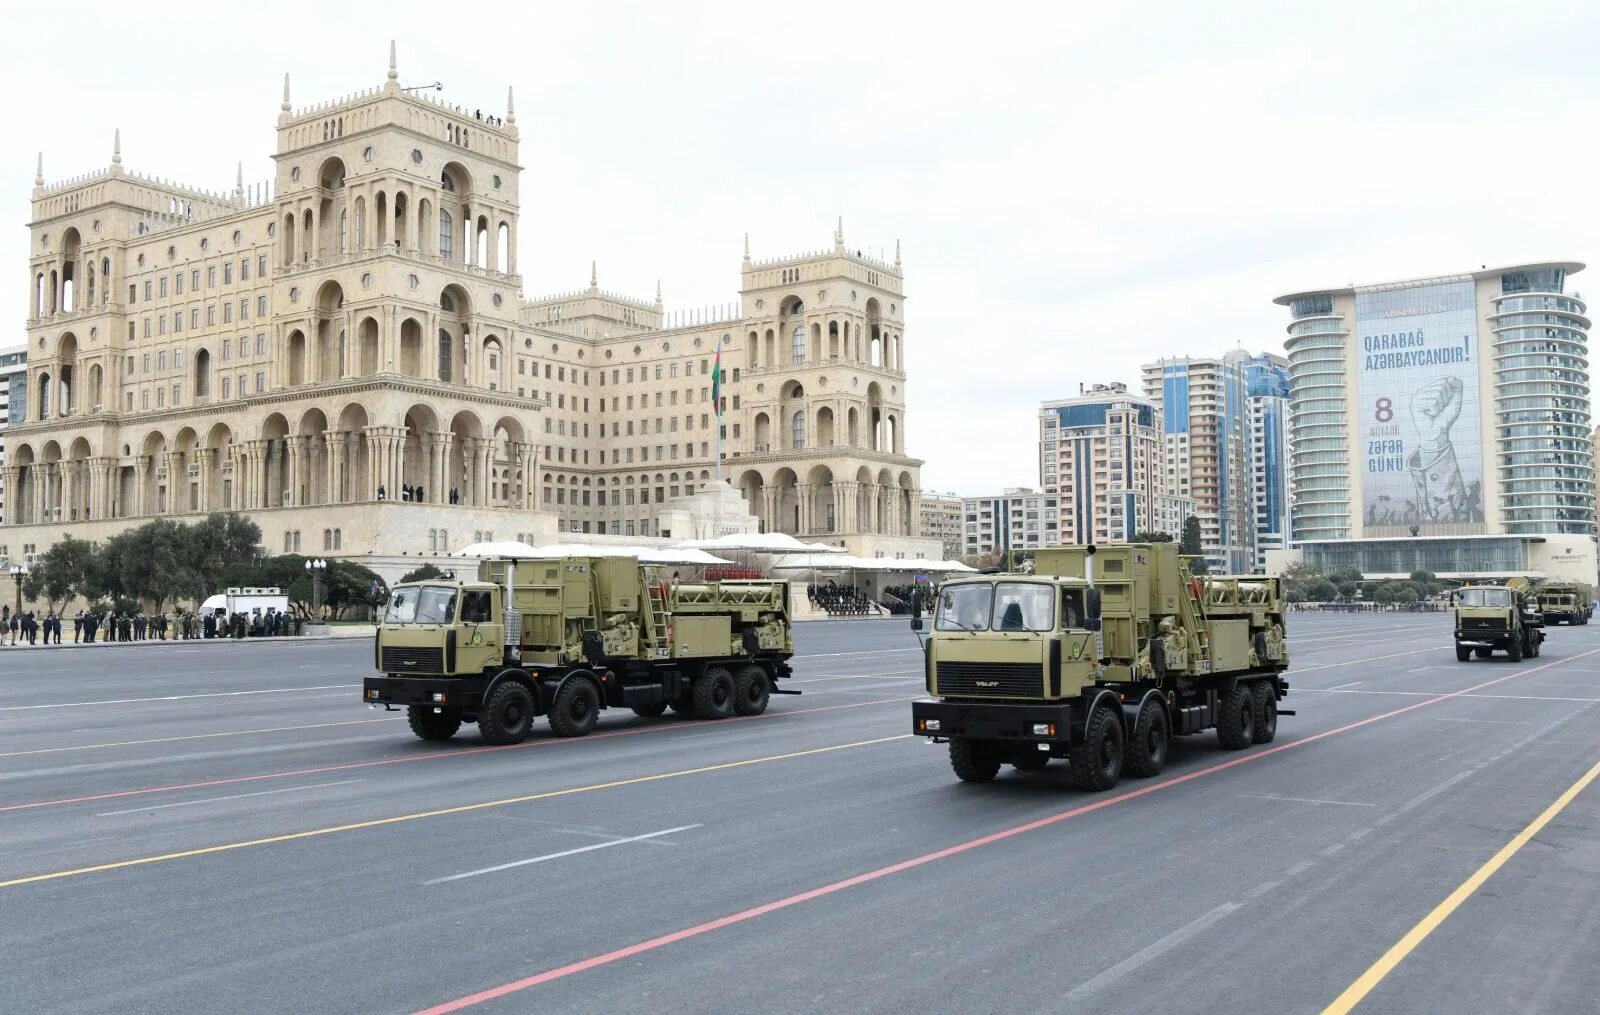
[1, 45, 927, 565]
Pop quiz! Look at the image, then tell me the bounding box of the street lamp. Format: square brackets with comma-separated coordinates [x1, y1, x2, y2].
[305, 558, 327, 618]
[9, 563, 27, 619]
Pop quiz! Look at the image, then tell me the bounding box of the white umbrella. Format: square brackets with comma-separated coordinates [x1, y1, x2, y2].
[450, 540, 541, 559]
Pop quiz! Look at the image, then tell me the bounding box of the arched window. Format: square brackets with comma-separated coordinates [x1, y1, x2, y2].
[439, 210, 453, 260]
[333, 528, 343, 551]
[791, 324, 806, 364]
[438, 330, 453, 382]
[791, 410, 805, 450]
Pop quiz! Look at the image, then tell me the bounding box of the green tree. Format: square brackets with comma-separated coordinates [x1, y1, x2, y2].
[1337, 580, 1358, 599]
[187, 512, 263, 596]
[1179, 516, 1207, 575]
[1306, 578, 1339, 602]
[1129, 531, 1174, 543]
[398, 563, 445, 585]
[1373, 584, 1396, 605]
[21, 535, 100, 614]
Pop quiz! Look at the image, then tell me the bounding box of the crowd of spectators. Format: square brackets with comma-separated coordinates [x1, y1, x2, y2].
[808, 582, 876, 617]
[703, 566, 765, 581]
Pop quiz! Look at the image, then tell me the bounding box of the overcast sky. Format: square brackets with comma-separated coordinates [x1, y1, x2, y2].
[6, 0, 1599, 496]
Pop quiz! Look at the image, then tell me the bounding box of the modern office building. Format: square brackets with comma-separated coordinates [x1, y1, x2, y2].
[919, 492, 964, 560]
[0, 345, 28, 525]
[1245, 352, 1290, 571]
[1038, 383, 1162, 545]
[1273, 262, 1597, 583]
[1142, 354, 1255, 573]
[2, 45, 935, 566]
[961, 487, 1052, 559]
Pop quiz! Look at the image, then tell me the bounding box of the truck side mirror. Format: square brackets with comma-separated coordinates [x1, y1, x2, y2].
[910, 617, 923, 632]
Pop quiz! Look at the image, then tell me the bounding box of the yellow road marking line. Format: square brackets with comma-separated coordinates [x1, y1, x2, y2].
[0, 718, 397, 758]
[1323, 754, 1600, 1013]
[0, 734, 909, 890]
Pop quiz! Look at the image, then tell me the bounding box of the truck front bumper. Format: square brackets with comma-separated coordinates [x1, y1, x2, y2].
[364, 676, 469, 709]
[912, 698, 1076, 746]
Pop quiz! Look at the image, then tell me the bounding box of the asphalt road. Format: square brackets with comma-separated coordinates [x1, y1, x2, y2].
[3, 613, 1600, 1013]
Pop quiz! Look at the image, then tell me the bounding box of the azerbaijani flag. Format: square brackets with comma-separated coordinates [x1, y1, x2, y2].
[711, 346, 723, 416]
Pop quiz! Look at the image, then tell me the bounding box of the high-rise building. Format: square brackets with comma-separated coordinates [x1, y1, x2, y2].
[1245, 352, 1290, 571]
[919, 492, 964, 560]
[0, 344, 28, 525]
[1, 46, 935, 567]
[1274, 262, 1597, 582]
[1142, 354, 1254, 573]
[1038, 383, 1162, 545]
[962, 487, 1052, 559]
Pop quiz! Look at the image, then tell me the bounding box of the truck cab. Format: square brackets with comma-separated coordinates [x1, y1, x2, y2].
[1453, 582, 1543, 661]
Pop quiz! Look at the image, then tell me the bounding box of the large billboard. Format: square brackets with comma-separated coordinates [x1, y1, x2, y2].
[1356, 280, 1485, 536]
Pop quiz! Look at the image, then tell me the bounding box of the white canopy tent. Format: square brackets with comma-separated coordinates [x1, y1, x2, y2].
[675, 532, 847, 554]
[450, 541, 734, 567]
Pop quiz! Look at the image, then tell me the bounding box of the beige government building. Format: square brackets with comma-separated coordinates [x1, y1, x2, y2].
[1, 46, 936, 569]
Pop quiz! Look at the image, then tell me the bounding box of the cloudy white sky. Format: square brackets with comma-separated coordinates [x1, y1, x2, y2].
[5, 0, 1599, 495]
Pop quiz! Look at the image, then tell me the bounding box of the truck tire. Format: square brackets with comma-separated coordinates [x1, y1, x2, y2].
[949, 738, 1001, 782]
[693, 667, 736, 720]
[1216, 683, 1255, 750]
[733, 664, 771, 716]
[1250, 680, 1278, 744]
[1011, 750, 1049, 771]
[479, 682, 535, 745]
[1124, 698, 1168, 777]
[1068, 704, 1124, 791]
[407, 706, 461, 742]
[548, 677, 601, 737]
[631, 701, 669, 718]
[1456, 644, 1471, 662]
[1508, 634, 1523, 662]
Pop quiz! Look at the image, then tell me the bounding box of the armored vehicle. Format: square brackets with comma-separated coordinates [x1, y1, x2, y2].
[1534, 581, 1592, 626]
[365, 556, 794, 744]
[910, 542, 1291, 791]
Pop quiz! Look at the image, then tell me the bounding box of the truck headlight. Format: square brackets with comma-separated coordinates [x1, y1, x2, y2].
[432, 692, 446, 703]
[366, 689, 379, 700]
[1032, 723, 1056, 737]
[920, 718, 941, 733]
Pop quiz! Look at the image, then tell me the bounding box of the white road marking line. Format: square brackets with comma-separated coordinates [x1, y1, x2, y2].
[1302, 688, 1600, 703]
[1292, 647, 1437, 673]
[426, 824, 702, 885]
[1061, 903, 1242, 1001]
[96, 779, 364, 817]
[1326, 681, 1365, 690]
[1320, 843, 1347, 857]
[0, 718, 398, 758]
[1239, 794, 1375, 808]
[0, 685, 352, 712]
[1423, 716, 1537, 726]
[1245, 879, 1282, 900]
[1284, 861, 1315, 877]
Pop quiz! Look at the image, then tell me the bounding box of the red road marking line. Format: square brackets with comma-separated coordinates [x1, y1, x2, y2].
[0, 696, 916, 814]
[413, 647, 1600, 1014]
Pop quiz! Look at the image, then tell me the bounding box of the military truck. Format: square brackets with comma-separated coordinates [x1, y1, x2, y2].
[910, 543, 1291, 791]
[364, 555, 794, 744]
[1454, 577, 1544, 661]
[1534, 580, 1592, 626]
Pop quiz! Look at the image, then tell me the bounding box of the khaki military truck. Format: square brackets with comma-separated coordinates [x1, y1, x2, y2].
[365, 555, 794, 744]
[1454, 577, 1544, 661]
[1534, 580, 1593, 626]
[910, 542, 1291, 791]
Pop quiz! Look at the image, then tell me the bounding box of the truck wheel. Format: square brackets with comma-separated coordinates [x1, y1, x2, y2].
[406, 706, 461, 742]
[949, 738, 1001, 783]
[693, 667, 736, 720]
[1250, 681, 1278, 744]
[1216, 684, 1255, 750]
[1530, 634, 1541, 658]
[631, 701, 669, 718]
[733, 664, 771, 716]
[1124, 699, 1168, 777]
[478, 682, 535, 744]
[1456, 644, 1471, 662]
[1068, 705, 1124, 791]
[548, 677, 601, 737]
[1508, 635, 1523, 662]
[1011, 750, 1049, 771]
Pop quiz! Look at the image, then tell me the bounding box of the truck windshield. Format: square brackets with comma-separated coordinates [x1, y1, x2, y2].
[935, 584, 993, 632]
[385, 586, 458, 625]
[935, 582, 1056, 632]
[1458, 588, 1513, 608]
